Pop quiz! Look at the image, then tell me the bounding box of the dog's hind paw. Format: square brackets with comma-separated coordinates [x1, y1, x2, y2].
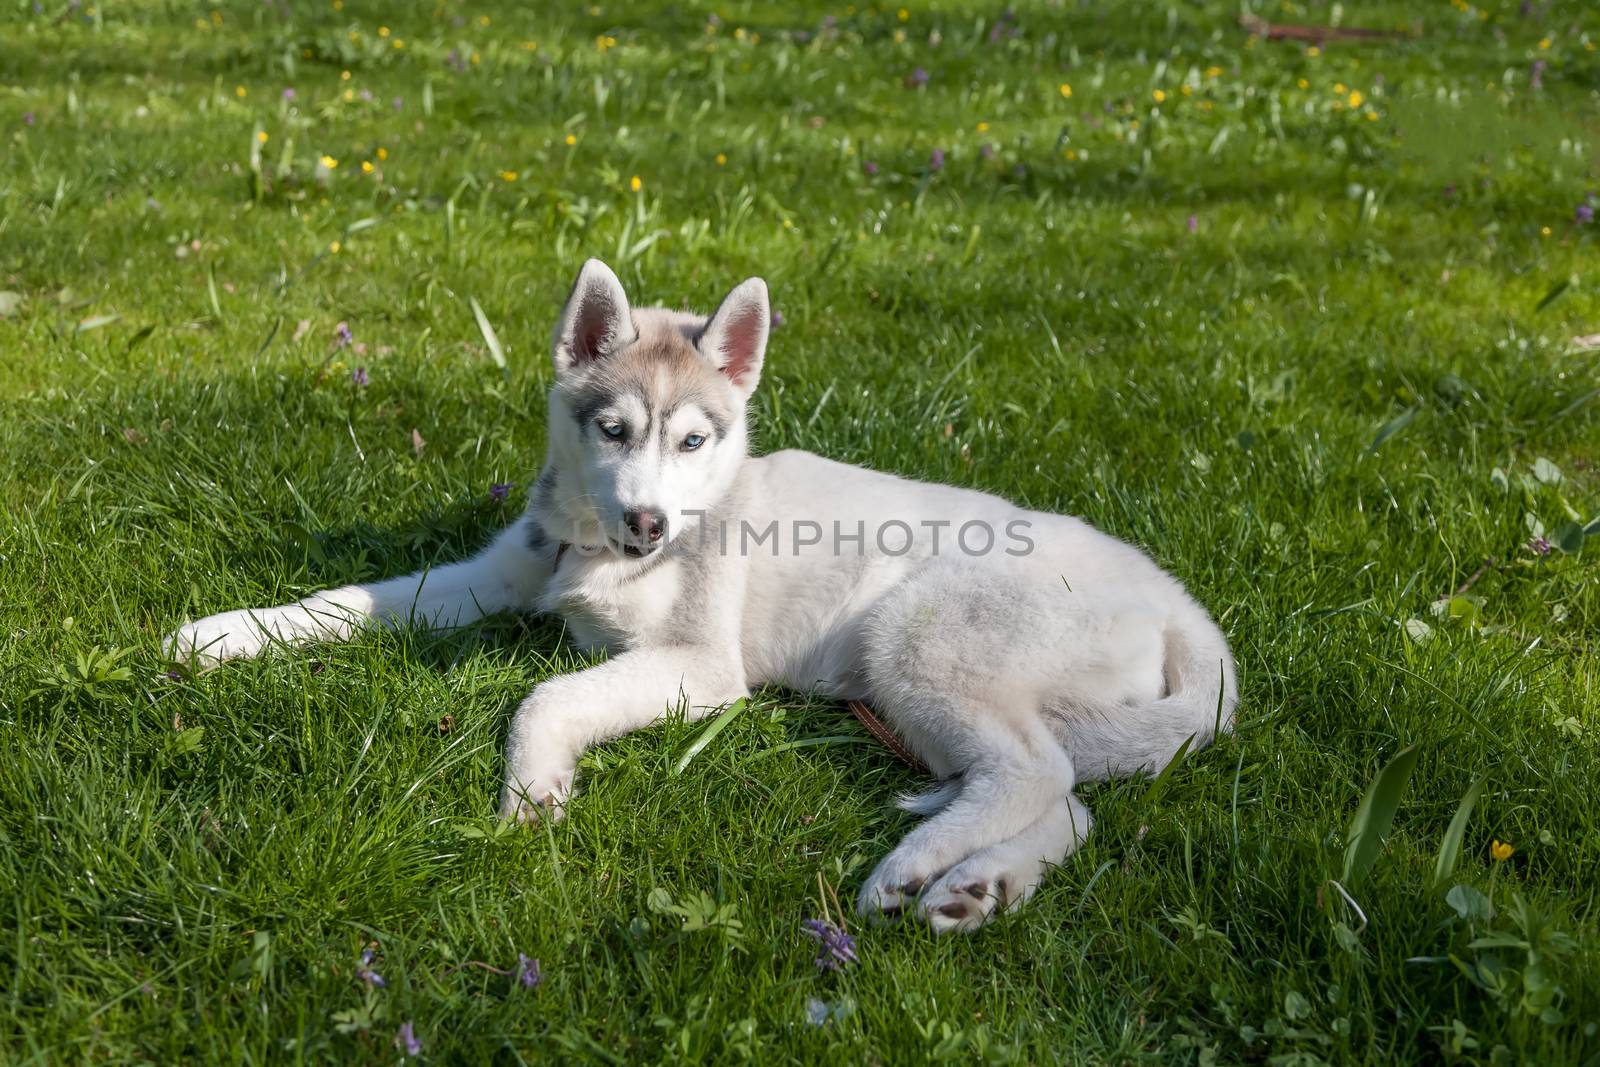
[855, 853, 947, 924]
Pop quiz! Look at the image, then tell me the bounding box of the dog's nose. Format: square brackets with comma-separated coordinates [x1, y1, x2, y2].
[624, 509, 666, 544]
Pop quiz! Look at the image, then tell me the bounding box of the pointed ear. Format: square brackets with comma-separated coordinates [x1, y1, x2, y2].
[696, 277, 769, 397]
[552, 259, 637, 374]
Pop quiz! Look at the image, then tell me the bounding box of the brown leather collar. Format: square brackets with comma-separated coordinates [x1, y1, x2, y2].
[847, 699, 929, 774]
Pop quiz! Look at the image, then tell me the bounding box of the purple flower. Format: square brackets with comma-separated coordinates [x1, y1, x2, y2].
[1012, 162, 1027, 178]
[357, 948, 385, 987]
[351, 366, 369, 388]
[1529, 536, 1552, 556]
[446, 48, 467, 72]
[393, 96, 404, 110]
[801, 919, 858, 971]
[1531, 59, 1546, 90]
[905, 67, 929, 89]
[980, 143, 995, 159]
[1577, 203, 1594, 225]
[516, 953, 542, 988]
[1187, 214, 1198, 234]
[23, 111, 35, 126]
[359, 88, 373, 102]
[281, 87, 296, 101]
[862, 160, 878, 176]
[928, 148, 945, 172]
[489, 482, 513, 502]
[770, 310, 784, 328]
[396, 1021, 421, 1056]
[334, 321, 353, 348]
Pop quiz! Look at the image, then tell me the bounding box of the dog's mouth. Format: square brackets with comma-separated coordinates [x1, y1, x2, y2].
[605, 533, 659, 559]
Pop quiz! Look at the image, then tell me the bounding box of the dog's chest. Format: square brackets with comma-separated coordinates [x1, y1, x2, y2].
[541, 555, 682, 653]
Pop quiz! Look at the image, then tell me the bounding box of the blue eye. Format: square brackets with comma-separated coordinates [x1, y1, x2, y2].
[599, 421, 624, 439]
[682, 433, 706, 451]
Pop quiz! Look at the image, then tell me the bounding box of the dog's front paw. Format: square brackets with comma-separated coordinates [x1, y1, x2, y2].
[165, 610, 274, 669]
[498, 762, 576, 825]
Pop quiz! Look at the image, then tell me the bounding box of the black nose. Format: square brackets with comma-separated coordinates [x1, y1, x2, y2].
[624, 509, 666, 543]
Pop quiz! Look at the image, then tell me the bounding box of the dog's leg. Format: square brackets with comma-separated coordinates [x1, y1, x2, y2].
[499, 647, 747, 823]
[913, 792, 1093, 933]
[167, 514, 554, 668]
[854, 724, 1074, 923]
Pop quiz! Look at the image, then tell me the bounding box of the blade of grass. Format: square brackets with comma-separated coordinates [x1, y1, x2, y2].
[468, 296, 508, 373]
[1343, 744, 1419, 885]
[1432, 773, 1486, 887]
[672, 698, 747, 775]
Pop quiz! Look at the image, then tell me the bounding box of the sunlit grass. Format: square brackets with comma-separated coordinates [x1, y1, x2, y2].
[2, 1, 1598, 1062]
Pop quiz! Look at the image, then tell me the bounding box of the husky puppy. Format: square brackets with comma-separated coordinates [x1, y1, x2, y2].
[169, 259, 1237, 933]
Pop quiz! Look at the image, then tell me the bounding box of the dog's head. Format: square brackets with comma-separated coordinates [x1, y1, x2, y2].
[543, 258, 769, 556]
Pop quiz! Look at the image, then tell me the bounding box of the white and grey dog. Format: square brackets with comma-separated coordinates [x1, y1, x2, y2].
[169, 259, 1238, 933]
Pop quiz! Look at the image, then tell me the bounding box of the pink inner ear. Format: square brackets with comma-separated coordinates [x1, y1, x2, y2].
[715, 307, 764, 387]
[572, 294, 621, 363]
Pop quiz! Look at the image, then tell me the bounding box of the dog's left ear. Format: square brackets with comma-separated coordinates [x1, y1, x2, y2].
[696, 277, 769, 398]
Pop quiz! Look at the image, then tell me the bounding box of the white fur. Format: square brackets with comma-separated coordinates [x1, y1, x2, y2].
[167, 261, 1238, 933]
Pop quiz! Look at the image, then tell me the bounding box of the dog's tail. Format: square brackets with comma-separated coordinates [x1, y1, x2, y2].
[1070, 604, 1239, 782]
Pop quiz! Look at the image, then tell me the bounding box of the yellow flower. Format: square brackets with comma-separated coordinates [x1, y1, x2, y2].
[343, 89, 354, 102]
[1538, 37, 1551, 50]
[470, 51, 480, 65]
[1306, 45, 1320, 57]
[892, 28, 906, 43]
[362, 160, 374, 174]
[392, 39, 404, 49]
[329, 240, 342, 254]
[596, 34, 617, 51]
[1152, 89, 1166, 103]
[782, 218, 794, 230]
[522, 41, 538, 51]
[1334, 82, 1347, 94]
[377, 147, 388, 160]
[1348, 90, 1363, 107]
[734, 26, 746, 40]
[1297, 78, 1309, 89]
[630, 175, 642, 192]
[976, 121, 989, 132]
[479, 14, 490, 26]
[378, 25, 390, 37]
[1491, 840, 1514, 861]
[1064, 148, 1078, 161]
[898, 7, 909, 21]
[341, 70, 351, 81]
[1181, 84, 1192, 96]
[256, 130, 269, 143]
[235, 85, 248, 98]
[320, 155, 338, 169]
[499, 170, 518, 182]
[1205, 66, 1222, 77]
[564, 134, 577, 146]
[1059, 83, 1072, 98]
[1365, 111, 1378, 121]
[1541, 226, 1552, 237]
[331, 0, 341, 8]
[715, 152, 727, 166]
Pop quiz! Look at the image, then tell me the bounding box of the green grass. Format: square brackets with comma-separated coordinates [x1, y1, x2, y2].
[3, 0, 1599, 1062]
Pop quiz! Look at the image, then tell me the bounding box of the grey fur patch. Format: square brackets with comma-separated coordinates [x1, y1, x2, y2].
[554, 311, 740, 446]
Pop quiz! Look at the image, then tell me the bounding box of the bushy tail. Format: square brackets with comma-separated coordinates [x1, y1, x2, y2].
[1071, 606, 1239, 782]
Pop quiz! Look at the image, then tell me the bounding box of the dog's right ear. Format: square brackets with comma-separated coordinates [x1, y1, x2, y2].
[552, 259, 637, 375]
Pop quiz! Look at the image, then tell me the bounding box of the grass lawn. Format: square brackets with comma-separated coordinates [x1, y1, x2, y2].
[4, 0, 1599, 1062]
